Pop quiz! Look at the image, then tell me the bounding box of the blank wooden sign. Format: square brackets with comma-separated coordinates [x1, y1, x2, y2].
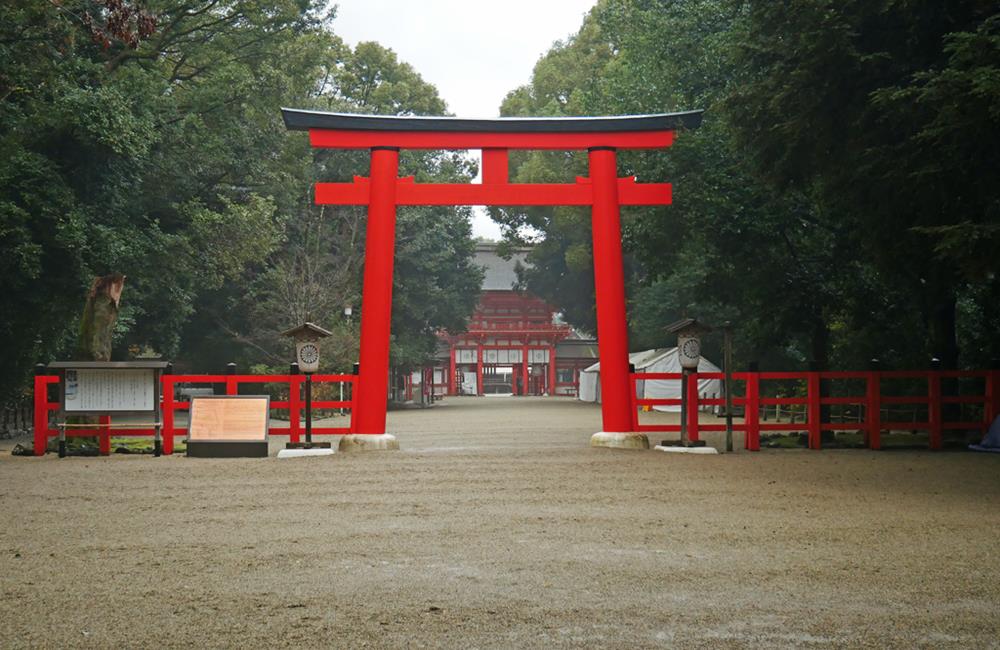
[186, 396, 270, 458]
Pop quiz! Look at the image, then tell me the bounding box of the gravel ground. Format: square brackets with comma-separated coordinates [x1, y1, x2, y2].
[1, 396, 998, 648]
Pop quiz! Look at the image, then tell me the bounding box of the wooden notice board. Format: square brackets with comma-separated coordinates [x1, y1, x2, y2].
[188, 396, 270, 442]
[64, 368, 157, 412]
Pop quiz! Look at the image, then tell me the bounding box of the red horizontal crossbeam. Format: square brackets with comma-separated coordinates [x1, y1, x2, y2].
[315, 176, 671, 207]
[309, 129, 674, 150]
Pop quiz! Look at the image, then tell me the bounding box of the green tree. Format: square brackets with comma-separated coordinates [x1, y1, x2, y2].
[182, 40, 483, 374]
[0, 1, 483, 401]
[495, 0, 867, 369]
[726, 1, 1000, 367]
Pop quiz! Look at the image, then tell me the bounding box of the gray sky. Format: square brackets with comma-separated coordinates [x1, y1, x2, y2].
[331, 0, 597, 239]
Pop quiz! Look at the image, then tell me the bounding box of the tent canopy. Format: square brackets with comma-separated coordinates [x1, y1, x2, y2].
[578, 348, 722, 412]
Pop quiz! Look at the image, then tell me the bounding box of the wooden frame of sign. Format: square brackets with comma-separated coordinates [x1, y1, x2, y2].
[186, 395, 270, 458]
[48, 361, 169, 457]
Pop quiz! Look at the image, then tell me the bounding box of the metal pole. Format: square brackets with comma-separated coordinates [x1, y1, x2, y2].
[724, 322, 734, 452]
[588, 147, 633, 433]
[353, 147, 399, 434]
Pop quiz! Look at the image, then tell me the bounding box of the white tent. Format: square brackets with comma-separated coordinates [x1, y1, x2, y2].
[577, 348, 722, 412]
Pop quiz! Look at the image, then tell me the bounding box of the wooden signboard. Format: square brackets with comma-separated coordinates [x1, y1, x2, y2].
[64, 368, 156, 412]
[48, 361, 169, 457]
[186, 396, 270, 458]
[49, 361, 167, 415]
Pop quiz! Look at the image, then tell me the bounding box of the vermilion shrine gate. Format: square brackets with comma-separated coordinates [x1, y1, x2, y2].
[282, 109, 702, 449]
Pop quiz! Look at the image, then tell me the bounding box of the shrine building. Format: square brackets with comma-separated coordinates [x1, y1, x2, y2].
[435, 243, 598, 397]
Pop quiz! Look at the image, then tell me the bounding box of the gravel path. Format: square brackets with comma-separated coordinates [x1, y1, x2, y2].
[2, 396, 998, 648]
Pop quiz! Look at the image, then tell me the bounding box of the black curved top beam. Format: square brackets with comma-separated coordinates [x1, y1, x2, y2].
[281, 108, 703, 133]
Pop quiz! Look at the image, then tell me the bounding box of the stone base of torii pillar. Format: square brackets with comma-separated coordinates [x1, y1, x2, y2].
[590, 432, 650, 450]
[338, 433, 399, 452]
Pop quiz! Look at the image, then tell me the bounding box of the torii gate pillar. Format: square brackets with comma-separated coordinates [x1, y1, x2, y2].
[283, 109, 702, 450]
[588, 147, 644, 447]
[353, 147, 399, 437]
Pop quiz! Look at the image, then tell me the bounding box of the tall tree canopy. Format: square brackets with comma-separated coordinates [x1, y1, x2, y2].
[727, 0, 1000, 368]
[495, 0, 999, 370]
[0, 0, 482, 397]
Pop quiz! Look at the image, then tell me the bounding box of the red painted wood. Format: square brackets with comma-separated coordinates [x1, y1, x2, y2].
[928, 374, 943, 450]
[307, 374, 356, 382]
[315, 177, 671, 207]
[99, 415, 112, 456]
[476, 342, 484, 396]
[448, 347, 456, 396]
[31, 373, 362, 452]
[353, 148, 399, 435]
[482, 148, 508, 184]
[745, 373, 760, 451]
[818, 396, 867, 405]
[988, 370, 1000, 429]
[289, 375, 302, 444]
[940, 395, 987, 404]
[309, 129, 674, 150]
[163, 377, 175, 454]
[817, 371, 870, 379]
[881, 395, 930, 405]
[521, 344, 529, 397]
[589, 148, 633, 433]
[33, 376, 53, 456]
[807, 372, 821, 449]
[867, 371, 881, 450]
[687, 372, 700, 442]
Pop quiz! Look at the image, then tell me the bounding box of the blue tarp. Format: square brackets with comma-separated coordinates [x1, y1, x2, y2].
[969, 415, 1000, 453]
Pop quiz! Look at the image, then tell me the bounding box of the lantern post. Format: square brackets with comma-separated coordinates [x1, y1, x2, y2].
[665, 318, 712, 447]
[281, 322, 332, 450]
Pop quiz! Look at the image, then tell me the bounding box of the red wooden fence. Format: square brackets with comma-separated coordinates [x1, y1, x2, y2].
[32, 369, 1000, 454]
[33, 373, 356, 456]
[631, 369, 1000, 451]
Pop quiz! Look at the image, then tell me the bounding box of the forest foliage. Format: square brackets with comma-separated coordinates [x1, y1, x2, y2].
[496, 0, 1000, 371]
[0, 0, 482, 398]
[3, 0, 999, 401]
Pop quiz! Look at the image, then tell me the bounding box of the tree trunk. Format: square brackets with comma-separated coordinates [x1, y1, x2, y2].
[64, 274, 125, 451]
[76, 274, 126, 361]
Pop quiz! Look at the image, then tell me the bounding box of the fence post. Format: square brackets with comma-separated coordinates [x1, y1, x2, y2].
[350, 362, 360, 433]
[289, 363, 301, 444]
[162, 364, 175, 455]
[929, 358, 942, 450]
[807, 365, 822, 450]
[866, 359, 881, 450]
[226, 362, 237, 396]
[99, 415, 111, 456]
[628, 363, 638, 432]
[745, 362, 760, 451]
[687, 371, 700, 443]
[33, 364, 48, 456]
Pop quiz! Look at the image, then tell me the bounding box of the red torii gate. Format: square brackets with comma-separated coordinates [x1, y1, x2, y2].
[282, 109, 702, 449]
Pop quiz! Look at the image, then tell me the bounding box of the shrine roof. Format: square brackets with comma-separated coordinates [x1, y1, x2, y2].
[475, 243, 530, 291]
[281, 109, 703, 133]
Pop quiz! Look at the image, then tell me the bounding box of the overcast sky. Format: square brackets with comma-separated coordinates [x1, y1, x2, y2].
[331, 0, 597, 239]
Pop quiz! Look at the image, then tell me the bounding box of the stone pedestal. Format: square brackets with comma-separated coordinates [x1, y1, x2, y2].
[590, 431, 649, 450]
[338, 433, 399, 452]
[276, 448, 335, 459]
